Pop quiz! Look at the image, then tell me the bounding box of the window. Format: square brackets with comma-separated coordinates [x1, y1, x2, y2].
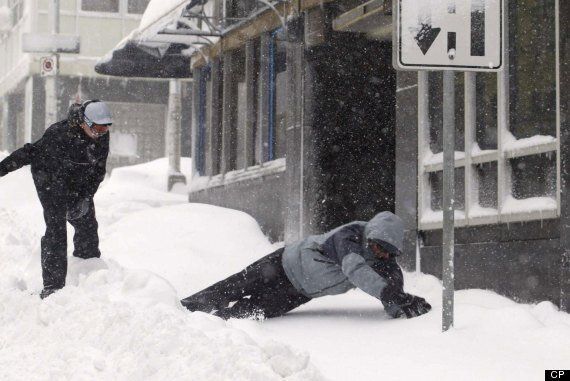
[235, 47, 254, 169]
[195, 66, 209, 176]
[81, 0, 119, 13]
[269, 29, 287, 160]
[418, 0, 559, 229]
[475, 73, 498, 150]
[195, 33, 288, 183]
[203, 64, 221, 176]
[508, 0, 556, 139]
[427, 72, 464, 154]
[127, 0, 150, 14]
[224, 49, 245, 172]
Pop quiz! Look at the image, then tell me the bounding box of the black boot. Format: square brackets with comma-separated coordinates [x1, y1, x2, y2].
[40, 288, 59, 299]
[180, 298, 214, 313]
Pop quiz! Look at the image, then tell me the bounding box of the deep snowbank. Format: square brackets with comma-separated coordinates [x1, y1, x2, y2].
[1, 155, 569, 381]
[100, 203, 278, 294]
[0, 157, 322, 381]
[0, 258, 321, 380]
[98, 159, 570, 381]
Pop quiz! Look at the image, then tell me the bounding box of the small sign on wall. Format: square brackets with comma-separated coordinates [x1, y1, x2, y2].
[40, 56, 58, 76]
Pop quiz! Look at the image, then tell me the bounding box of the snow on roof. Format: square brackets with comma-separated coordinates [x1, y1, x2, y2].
[104, 0, 213, 55]
[139, 0, 190, 34]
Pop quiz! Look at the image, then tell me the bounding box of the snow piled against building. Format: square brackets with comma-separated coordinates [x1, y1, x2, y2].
[0, 156, 322, 381]
[1, 154, 570, 381]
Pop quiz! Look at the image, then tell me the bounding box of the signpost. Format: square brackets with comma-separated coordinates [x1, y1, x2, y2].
[393, 0, 504, 332]
[395, 0, 503, 71]
[21, 1, 80, 127]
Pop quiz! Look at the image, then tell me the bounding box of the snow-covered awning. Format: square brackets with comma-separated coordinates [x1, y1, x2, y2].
[95, 0, 220, 78]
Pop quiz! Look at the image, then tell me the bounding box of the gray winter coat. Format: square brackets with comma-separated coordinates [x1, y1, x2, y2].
[282, 212, 404, 299]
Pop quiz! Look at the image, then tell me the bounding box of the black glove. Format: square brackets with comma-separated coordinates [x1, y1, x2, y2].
[66, 197, 91, 221]
[398, 295, 431, 318]
[381, 286, 431, 318]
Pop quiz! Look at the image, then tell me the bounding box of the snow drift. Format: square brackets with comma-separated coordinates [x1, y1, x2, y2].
[1, 155, 569, 381]
[0, 156, 322, 381]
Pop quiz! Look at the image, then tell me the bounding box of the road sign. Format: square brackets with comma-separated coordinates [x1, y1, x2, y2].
[40, 56, 58, 76]
[22, 33, 80, 54]
[394, 0, 503, 71]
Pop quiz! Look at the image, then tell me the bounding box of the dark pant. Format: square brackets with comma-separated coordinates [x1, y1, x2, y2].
[38, 192, 100, 290]
[181, 248, 311, 319]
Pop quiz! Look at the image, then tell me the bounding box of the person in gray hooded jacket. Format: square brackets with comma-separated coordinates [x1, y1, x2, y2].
[181, 211, 431, 319]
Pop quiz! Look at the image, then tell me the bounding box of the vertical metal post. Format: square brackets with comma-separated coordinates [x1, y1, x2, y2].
[464, 72, 476, 223]
[221, 51, 234, 174]
[166, 79, 186, 190]
[417, 71, 429, 271]
[190, 71, 201, 181]
[53, 0, 60, 34]
[442, 70, 455, 332]
[1, 96, 9, 150]
[45, 0, 60, 128]
[24, 77, 34, 142]
[244, 40, 256, 168]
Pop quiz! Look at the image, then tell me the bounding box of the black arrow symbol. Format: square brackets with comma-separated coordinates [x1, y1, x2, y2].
[413, 23, 441, 55]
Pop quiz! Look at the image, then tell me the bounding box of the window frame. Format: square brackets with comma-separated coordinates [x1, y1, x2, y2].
[195, 64, 209, 176]
[125, 0, 150, 15]
[77, 0, 148, 18]
[417, 0, 561, 230]
[192, 31, 289, 190]
[79, 0, 120, 14]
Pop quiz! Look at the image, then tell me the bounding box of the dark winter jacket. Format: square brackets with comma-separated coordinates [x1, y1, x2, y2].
[0, 120, 109, 198]
[282, 212, 405, 299]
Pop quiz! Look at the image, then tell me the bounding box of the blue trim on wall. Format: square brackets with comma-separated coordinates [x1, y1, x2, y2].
[268, 31, 276, 162]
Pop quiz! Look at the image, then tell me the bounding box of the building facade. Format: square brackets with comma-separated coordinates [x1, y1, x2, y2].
[96, 0, 569, 310]
[393, 0, 569, 310]
[188, 0, 396, 242]
[0, 0, 192, 170]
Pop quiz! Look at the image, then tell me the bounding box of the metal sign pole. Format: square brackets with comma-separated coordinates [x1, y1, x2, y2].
[442, 70, 455, 332]
[395, 0, 503, 333]
[45, 0, 60, 127]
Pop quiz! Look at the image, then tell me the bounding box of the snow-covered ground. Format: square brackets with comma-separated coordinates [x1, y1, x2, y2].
[1, 155, 569, 380]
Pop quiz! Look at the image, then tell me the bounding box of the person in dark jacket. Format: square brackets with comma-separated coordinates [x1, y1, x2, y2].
[0, 100, 112, 299]
[181, 212, 431, 320]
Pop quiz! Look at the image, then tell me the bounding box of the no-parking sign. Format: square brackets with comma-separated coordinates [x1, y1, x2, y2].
[40, 56, 58, 76]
